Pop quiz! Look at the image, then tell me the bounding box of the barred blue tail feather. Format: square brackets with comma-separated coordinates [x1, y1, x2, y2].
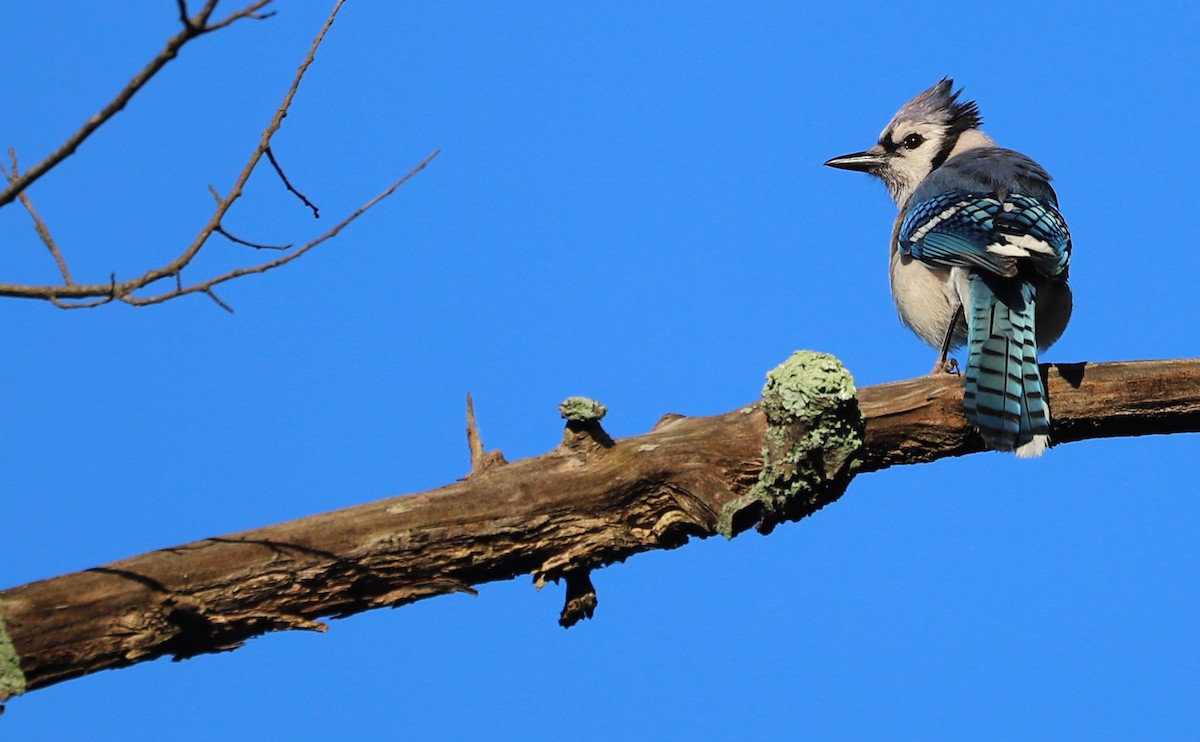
[962, 275, 1050, 456]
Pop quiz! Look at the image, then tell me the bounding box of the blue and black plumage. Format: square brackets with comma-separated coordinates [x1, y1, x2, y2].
[825, 80, 1073, 457]
[899, 154, 1071, 454]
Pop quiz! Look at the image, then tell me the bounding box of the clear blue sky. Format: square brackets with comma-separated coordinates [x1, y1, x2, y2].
[3, 2, 1199, 739]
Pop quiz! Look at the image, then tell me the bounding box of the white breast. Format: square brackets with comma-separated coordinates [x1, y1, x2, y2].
[889, 248, 1073, 354]
[889, 250, 966, 350]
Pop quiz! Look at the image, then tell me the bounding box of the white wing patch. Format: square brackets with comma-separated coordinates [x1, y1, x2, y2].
[1006, 233, 1056, 254]
[986, 233, 1055, 257]
[984, 241, 1027, 257]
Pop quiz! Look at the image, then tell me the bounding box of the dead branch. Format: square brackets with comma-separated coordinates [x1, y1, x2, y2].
[213, 226, 292, 251]
[116, 150, 438, 310]
[264, 147, 320, 218]
[1, 358, 1197, 701]
[466, 393, 509, 476]
[0, 152, 74, 285]
[0, 0, 434, 311]
[0, 0, 275, 211]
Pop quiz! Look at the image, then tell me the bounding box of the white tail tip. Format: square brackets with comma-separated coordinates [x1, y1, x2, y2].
[1015, 435, 1049, 458]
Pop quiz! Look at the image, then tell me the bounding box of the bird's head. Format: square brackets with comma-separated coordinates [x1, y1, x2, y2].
[825, 78, 992, 205]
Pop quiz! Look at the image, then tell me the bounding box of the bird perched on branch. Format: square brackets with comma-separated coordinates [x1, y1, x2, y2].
[825, 79, 1072, 457]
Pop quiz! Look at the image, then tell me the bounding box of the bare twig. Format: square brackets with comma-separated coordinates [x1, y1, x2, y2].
[202, 288, 235, 314]
[265, 147, 319, 218]
[0, 0, 438, 311]
[128, 0, 348, 294]
[176, 0, 194, 30]
[214, 225, 291, 251]
[0, 150, 75, 285]
[0, 146, 439, 307]
[204, 0, 278, 31]
[48, 295, 113, 311]
[465, 393, 508, 476]
[120, 149, 439, 308]
[0, 0, 273, 210]
[466, 393, 486, 470]
[18, 192, 75, 285]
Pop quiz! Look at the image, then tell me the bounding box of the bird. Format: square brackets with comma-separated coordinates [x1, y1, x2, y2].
[824, 79, 1072, 457]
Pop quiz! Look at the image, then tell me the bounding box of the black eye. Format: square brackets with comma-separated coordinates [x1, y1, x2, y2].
[903, 133, 925, 150]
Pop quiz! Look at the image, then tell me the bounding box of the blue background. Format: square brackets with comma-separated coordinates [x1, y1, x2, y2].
[3, 2, 1198, 739]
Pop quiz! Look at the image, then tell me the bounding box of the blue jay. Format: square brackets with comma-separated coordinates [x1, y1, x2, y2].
[825, 79, 1072, 457]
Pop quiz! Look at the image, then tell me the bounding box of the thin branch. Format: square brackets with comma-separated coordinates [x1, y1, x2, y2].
[23, 198, 74, 284]
[130, 0, 348, 292]
[1, 359, 1197, 699]
[121, 149, 439, 308]
[176, 0, 192, 30]
[0, 144, 436, 306]
[466, 393, 486, 470]
[465, 392, 507, 475]
[264, 146, 319, 218]
[0, 150, 75, 285]
[202, 288, 235, 313]
[48, 295, 113, 311]
[204, 0, 278, 31]
[0, 0, 438, 312]
[214, 225, 291, 251]
[0, 0, 271, 210]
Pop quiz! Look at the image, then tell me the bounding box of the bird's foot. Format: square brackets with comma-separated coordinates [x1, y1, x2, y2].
[931, 358, 960, 375]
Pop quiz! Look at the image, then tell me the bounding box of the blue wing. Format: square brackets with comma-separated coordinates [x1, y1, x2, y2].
[994, 194, 1071, 277]
[899, 191, 1070, 279]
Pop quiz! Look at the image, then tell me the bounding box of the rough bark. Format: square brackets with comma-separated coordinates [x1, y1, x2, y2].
[1, 358, 1198, 700]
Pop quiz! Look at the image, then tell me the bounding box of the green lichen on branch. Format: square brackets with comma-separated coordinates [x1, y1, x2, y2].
[0, 600, 26, 701]
[559, 397, 607, 423]
[718, 351, 864, 537]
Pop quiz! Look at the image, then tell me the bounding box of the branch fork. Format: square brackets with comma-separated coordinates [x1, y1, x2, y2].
[0, 0, 437, 311]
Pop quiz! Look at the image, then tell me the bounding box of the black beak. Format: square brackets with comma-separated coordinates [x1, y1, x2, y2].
[824, 149, 887, 174]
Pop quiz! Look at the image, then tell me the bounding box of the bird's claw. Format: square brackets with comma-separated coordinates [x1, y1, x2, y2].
[931, 358, 960, 375]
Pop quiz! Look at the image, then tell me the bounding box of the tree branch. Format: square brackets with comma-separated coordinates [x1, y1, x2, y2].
[1, 358, 1197, 701]
[0, 0, 273, 210]
[0, 151, 75, 285]
[264, 146, 320, 218]
[0, 0, 432, 310]
[116, 150, 439, 310]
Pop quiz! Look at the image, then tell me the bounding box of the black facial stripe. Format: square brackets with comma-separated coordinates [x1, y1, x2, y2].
[929, 129, 961, 171]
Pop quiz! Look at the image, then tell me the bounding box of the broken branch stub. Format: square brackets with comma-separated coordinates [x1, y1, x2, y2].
[718, 351, 865, 537]
[558, 396, 614, 450]
[558, 571, 598, 628]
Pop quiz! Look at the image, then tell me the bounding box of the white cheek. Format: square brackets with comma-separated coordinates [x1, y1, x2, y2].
[892, 152, 935, 182]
